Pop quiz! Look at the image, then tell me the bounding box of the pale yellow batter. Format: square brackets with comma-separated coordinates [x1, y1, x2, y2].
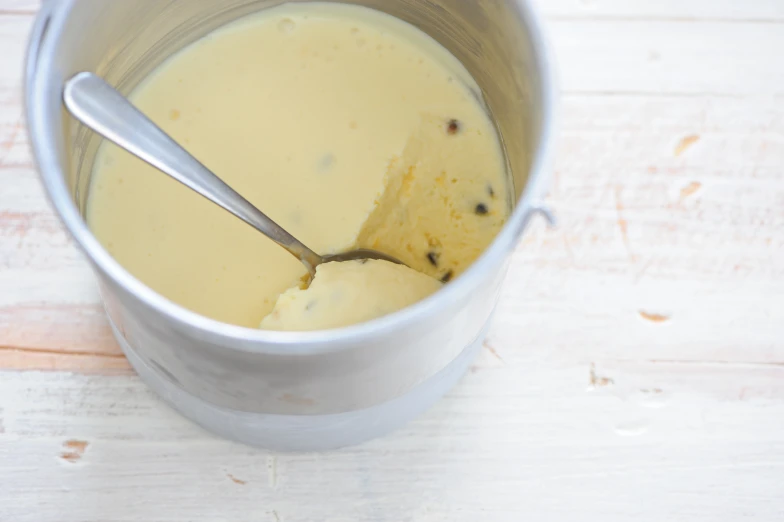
[88, 3, 509, 329]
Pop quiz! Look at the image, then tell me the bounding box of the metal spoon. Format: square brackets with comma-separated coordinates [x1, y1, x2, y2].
[63, 72, 403, 277]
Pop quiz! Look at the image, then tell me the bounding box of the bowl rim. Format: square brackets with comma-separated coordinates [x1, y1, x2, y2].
[24, 0, 558, 355]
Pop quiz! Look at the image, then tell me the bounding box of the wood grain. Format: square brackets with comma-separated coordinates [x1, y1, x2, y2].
[1, 1, 783, 519]
[2, 365, 784, 521]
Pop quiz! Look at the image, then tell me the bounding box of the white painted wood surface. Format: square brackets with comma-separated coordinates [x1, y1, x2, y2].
[1, 1, 784, 520]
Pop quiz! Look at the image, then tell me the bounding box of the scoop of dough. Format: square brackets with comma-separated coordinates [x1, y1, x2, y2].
[259, 259, 442, 331]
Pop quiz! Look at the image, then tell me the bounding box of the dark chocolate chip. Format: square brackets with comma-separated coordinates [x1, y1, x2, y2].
[426, 251, 440, 266]
[475, 203, 489, 215]
[446, 119, 460, 135]
[440, 270, 454, 283]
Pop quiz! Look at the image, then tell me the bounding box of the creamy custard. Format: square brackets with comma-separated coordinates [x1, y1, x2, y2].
[88, 3, 510, 329]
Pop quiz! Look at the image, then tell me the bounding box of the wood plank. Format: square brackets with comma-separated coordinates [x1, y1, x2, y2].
[538, 0, 784, 22]
[551, 20, 784, 95]
[1, 367, 783, 521]
[0, 0, 36, 15]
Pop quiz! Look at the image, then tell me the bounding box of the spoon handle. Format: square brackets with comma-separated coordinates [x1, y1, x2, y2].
[63, 72, 323, 274]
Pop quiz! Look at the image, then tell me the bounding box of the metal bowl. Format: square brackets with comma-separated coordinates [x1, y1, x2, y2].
[25, 0, 556, 450]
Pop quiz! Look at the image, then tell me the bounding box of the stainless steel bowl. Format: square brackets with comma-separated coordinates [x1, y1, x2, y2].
[25, 0, 556, 451]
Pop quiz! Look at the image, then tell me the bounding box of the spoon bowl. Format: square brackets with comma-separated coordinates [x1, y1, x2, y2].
[62, 71, 405, 278]
[322, 248, 404, 265]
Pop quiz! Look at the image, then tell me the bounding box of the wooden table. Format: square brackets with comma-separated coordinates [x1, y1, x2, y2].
[2, 1, 783, 520]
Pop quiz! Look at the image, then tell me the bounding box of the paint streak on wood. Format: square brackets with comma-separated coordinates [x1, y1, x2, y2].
[0, 211, 64, 235]
[639, 311, 670, 323]
[227, 473, 246, 485]
[60, 439, 89, 462]
[674, 134, 700, 156]
[0, 344, 125, 359]
[0, 116, 21, 167]
[483, 341, 504, 362]
[679, 181, 702, 201]
[613, 185, 635, 262]
[589, 363, 614, 389]
[0, 305, 131, 372]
